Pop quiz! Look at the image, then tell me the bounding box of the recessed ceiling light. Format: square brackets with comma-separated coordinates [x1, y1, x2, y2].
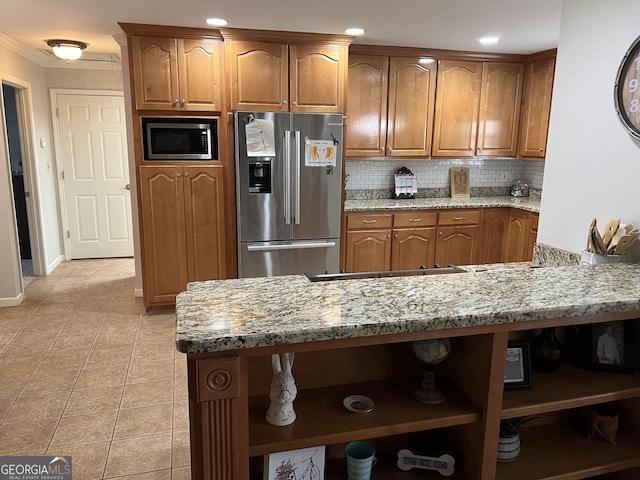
[345, 27, 365, 36]
[206, 18, 228, 27]
[478, 36, 500, 45]
[419, 58, 435, 64]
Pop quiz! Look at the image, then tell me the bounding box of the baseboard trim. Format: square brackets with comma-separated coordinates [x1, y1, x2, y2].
[0, 291, 24, 307]
[46, 255, 64, 275]
[134, 288, 143, 298]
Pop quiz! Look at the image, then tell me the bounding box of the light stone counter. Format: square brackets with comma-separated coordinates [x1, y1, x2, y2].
[176, 262, 640, 354]
[344, 196, 540, 213]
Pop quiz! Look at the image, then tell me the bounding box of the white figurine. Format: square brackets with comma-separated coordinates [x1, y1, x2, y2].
[266, 352, 297, 426]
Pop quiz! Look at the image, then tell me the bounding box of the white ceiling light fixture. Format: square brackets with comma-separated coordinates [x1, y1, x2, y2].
[345, 27, 365, 36]
[206, 18, 228, 27]
[478, 36, 500, 46]
[46, 39, 87, 61]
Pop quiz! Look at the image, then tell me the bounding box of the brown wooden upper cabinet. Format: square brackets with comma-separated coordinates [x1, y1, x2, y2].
[221, 30, 352, 113]
[518, 57, 555, 159]
[432, 60, 524, 157]
[130, 36, 222, 111]
[345, 55, 436, 158]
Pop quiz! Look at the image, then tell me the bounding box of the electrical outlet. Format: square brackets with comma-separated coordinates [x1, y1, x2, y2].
[500, 172, 508, 181]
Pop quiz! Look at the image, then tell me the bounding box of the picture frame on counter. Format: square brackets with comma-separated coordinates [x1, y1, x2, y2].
[504, 340, 533, 390]
[585, 320, 636, 373]
[264, 445, 325, 480]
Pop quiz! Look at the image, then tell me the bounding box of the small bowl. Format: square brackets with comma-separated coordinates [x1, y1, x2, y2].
[343, 395, 374, 413]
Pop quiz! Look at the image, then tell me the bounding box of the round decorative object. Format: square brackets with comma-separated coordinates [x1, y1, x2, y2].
[343, 394, 374, 413]
[206, 368, 232, 391]
[411, 338, 451, 404]
[531, 328, 564, 373]
[412, 338, 451, 366]
[614, 35, 640, 140]
[497, 432, 521, 463]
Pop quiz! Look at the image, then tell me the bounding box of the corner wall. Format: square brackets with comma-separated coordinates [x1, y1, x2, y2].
[539, 0, 640, 256]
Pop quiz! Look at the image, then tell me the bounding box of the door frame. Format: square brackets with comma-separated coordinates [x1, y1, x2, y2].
[50, 89, 128, 260]
[1, 74, 45, 280]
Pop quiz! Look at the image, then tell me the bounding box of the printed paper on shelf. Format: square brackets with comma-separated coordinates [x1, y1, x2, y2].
[264, 446, 325, 480]
[305, 140, 336, 167]
[245, 119, 275, 157]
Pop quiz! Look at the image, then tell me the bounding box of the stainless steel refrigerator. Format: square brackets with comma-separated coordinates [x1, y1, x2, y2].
[234, 111, 343, 278]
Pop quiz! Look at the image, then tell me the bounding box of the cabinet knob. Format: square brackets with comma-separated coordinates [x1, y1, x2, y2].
[394, 233, 398, 238]
[387, 234, 391, 238]
[172, 99, 179, 107]
[283, 100, 288, 105]
[176, 173, 181, 177]
[439, 231, 443, 235]
[184, 172, 189, 177]
[181, 99, 186, 107]
[363, 219, 377, 224]
[539, 148, 544, 152]
[292, 101, 297, 106]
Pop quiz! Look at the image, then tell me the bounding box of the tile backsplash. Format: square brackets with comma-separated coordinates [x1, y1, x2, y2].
[344, 158, 545, 191]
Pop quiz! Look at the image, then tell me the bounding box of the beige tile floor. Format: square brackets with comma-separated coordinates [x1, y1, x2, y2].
[0, 258, 190, 480]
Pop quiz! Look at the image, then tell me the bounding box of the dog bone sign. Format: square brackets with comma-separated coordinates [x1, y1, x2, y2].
[397, 449, 455, 476]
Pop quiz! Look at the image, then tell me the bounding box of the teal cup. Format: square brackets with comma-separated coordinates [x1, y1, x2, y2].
[345, 441, 376, 480]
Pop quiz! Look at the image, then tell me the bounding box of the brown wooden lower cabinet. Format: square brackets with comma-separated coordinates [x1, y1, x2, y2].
[139, 164, 226, 306]
[344, 229, 392, 272]
[187, 316, 640, 480]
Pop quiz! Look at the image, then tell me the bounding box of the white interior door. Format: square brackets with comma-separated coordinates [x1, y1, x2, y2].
[56, 93, 133, 258]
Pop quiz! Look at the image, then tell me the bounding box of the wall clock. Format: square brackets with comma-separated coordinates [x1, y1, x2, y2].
[614, 35, 640, 140]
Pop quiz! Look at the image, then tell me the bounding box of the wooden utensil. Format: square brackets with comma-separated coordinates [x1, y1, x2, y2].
[607, 227, 627, 254]
[602, 219, 621, 247]
[614, 232, 639, 255]
[625, 224, 634, 233]
[593, 226, 607, 254]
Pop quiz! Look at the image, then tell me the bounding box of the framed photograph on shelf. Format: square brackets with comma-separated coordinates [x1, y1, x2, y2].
[585, 320, 636, 373]
[264, 446, 325, 480]
[504, 340, 533, 391]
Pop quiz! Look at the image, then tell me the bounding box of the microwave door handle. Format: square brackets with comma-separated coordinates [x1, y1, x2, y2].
[294, 130, 301, 225]
[284, 130, 291, 225]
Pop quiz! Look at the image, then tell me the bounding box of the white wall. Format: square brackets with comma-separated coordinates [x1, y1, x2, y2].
[539, 0, 640, 255]
[45, 67, 123, 90]
[0, 45, 63, 303]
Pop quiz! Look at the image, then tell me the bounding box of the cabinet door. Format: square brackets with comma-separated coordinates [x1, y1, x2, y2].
[131, 36, 179, 110]
[506, 210, 530, 262]
[183, 165, 226, 282]
[482, 208, 509, 263]
[518, 58, 555, 158]
[178, 38, 223, 112]
[345, 54, 389, 157]
[436, 225, 480, 266]
[392, 227, 437, 270]
[386, 57, 437, 157]
[477, 63, 524, 157]
[290, 44, 347, 113]
[227, 41, 289, 111]
[138, 165, 187, 305]
[345, 229, 391, 272]
[432, 60, 483, 157]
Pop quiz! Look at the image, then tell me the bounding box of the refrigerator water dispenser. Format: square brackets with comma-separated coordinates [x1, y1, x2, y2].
[248, 161, 271, 194]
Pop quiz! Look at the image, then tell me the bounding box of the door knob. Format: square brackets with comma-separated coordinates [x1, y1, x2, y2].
[121, 184, 131, 190]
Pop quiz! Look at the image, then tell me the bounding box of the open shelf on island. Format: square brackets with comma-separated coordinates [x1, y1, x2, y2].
[248, 376, 481, 456]
[496, 422, 640, 480]
[502, 364, 640, 419]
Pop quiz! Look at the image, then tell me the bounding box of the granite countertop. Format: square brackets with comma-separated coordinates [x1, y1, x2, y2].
[176, 263, 640, 354]
[344, 196, 540, 213]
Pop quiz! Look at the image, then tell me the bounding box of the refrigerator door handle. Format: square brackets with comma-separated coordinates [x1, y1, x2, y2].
[294, 130, 301, 225]
[284, 130, 291, 225]
[246, 241, 337, 251]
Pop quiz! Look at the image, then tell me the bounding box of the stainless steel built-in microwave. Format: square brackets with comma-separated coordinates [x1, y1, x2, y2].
[142, 117, 219, 161]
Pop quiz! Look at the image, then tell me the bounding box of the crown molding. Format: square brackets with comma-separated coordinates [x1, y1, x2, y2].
[0, 33, 48, 66]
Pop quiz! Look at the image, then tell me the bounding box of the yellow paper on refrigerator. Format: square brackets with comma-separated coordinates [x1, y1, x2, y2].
[305, 140, 336, 167]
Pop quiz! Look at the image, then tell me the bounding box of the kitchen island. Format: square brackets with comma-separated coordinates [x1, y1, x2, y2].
[177, 262, 640, 480]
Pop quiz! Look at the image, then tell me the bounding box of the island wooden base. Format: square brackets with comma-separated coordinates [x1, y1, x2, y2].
[186, 312, 640, 480]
